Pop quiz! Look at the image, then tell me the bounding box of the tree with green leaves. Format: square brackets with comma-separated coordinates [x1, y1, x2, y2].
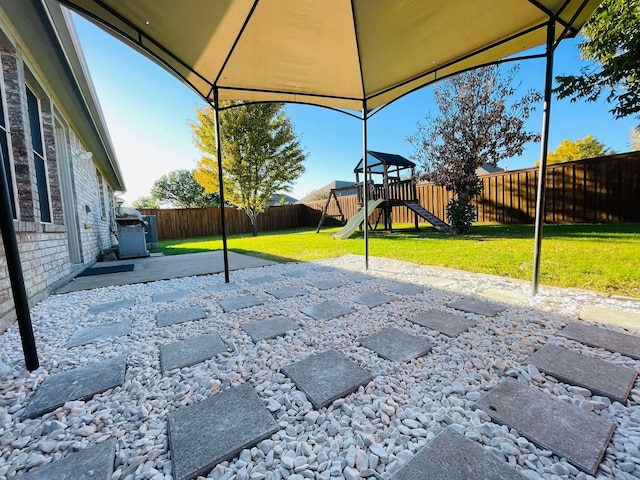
[543, 134, 610, 165]
[131, 195, 159, 209]
[631, 127, 640, 151]
[191, 102, 306, 236]
[408, 65, 541, 233]
[150, 169, 220, 208]
[555, 0, 640, 122]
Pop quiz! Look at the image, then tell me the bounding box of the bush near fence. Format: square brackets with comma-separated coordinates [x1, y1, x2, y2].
[306, 152, 640, 225]
[140, 153, 639, 240]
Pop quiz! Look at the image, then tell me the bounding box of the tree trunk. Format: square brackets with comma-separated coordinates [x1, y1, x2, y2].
[246, 209, 259, 236]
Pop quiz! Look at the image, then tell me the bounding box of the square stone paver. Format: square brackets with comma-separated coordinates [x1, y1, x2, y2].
[88, 298, 135, 315]
[67, 320, 132, 347]
[281, 350, 373, 409]
[152, 290, 190, 303]
[206, 282, 239, 294]
[219, 295, 263, 313]
[16, 439, 116, 480]
[267, 286, 307, 299]
[168, 383, 278, 480]
[528, 344, 637, 403]
[287, 270, 309, 278]
[559, 322, 640, 360]
[393, 429, 526, 480]
[350, 292, 395, 308]
[242, 316, 300, 342]
[307, 279, 344, 290]
[386, 282, 426, 295]
[301, 301, 354, 321]
[346, 273, 374, 283]
[160, 334, 227, 372]
[246, 275, 280, 285]
[476, 378, 615, 475]
[448, 298, 507, 317]
[422, 276, 455, 288]
[358, 327, 433, 362]
[410, 310, 477, 337]
[156, 306, 207, 327]
[314, 266, 339, 273]
[580, 306, 640, 332]
[23, 357, 126, 419]
[480, 288, 530, 305]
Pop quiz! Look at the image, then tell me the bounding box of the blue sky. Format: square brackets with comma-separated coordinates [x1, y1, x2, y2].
[72, 14, 638, 205]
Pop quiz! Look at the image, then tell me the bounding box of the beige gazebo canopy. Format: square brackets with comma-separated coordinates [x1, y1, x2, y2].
[55, 0, 598, 111]
[2, 0, 605, 368]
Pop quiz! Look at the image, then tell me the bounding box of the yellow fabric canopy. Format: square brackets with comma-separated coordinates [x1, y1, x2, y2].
[58, 0, 601, 111]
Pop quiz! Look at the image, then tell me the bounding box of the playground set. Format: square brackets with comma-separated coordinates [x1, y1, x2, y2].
[316, 151, 453, 239]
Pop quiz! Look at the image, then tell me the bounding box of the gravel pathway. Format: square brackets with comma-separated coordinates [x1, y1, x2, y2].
[1, 254, 639, 480]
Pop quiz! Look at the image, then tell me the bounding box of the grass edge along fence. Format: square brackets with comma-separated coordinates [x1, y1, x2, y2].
[306, 152, 640, 226]
[138, 204, 341, 240]
[141, 152, 639, 240]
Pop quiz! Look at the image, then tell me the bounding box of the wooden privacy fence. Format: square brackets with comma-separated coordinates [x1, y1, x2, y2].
[140, 153, 639, 240]
[138, 204, 339, 240]
[306, 152, 640, 225]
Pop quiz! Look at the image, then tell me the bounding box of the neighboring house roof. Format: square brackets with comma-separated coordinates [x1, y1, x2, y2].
[297, 180, 357, 203]
[354, 151, 416, 174]
[268, 193, 297, 206]
[2, 0, 125, 191]
[476, 163, 505, 176]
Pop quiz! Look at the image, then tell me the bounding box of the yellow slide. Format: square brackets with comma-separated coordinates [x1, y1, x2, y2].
[332, 199, 384, 240]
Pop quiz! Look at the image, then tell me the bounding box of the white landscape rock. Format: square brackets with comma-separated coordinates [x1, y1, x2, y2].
[0, 255, 638, 479]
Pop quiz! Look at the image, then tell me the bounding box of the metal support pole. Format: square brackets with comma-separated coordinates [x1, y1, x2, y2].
[0, 155, 39, 371]
[532, 21, 556, 295]
[362, 107, 369, 270]
[213, 89, 230, 283]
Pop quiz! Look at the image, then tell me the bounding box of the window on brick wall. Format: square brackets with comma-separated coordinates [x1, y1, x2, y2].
[26, 85, 51, 223]
[0, 76, 15, 218]
[96, 169, 106, 219]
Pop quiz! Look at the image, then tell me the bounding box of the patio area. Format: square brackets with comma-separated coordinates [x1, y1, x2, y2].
[1, 253, 640, 480]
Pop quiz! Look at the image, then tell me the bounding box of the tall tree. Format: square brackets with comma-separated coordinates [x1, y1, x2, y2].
[131, 195, 159, 209]
[408, 65, 541, 233]
[191, 102, 306, 236]
[544, 134, 609, 165]
[150, 169, 220, 208]
[631, 127, 640, 151]
[554, 0, 640, 122]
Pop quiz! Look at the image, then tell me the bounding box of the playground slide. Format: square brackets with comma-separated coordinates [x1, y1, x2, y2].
[332, 199, 384, 240]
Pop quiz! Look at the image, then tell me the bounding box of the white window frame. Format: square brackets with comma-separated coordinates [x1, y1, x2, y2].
[0, 67, 17, 219]
[26, 84, 52, 224]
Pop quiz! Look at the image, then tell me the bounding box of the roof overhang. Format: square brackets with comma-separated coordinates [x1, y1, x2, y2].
[0, 0, 124, 190]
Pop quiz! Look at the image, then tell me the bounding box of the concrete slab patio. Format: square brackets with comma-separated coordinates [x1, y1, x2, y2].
[56, 251, 275, 293]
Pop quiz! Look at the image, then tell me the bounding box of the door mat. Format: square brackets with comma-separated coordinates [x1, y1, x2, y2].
[78, 264, 135, 277]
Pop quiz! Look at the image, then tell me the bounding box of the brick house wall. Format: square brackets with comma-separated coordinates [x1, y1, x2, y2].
[0, 26, 118, 332]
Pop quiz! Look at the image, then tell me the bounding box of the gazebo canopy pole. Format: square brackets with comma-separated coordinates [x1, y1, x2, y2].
[532, 20, 556, 295]
[0, 155, 39, 371]
[212, 89, 230, 283]
[362, 106, 369, 270]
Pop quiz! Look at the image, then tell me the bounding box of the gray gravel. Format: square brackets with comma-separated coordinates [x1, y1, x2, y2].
[0, 254, 639, 480]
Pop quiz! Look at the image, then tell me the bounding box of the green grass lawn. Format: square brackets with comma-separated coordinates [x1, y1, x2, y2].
[157, 223, 640, 297]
